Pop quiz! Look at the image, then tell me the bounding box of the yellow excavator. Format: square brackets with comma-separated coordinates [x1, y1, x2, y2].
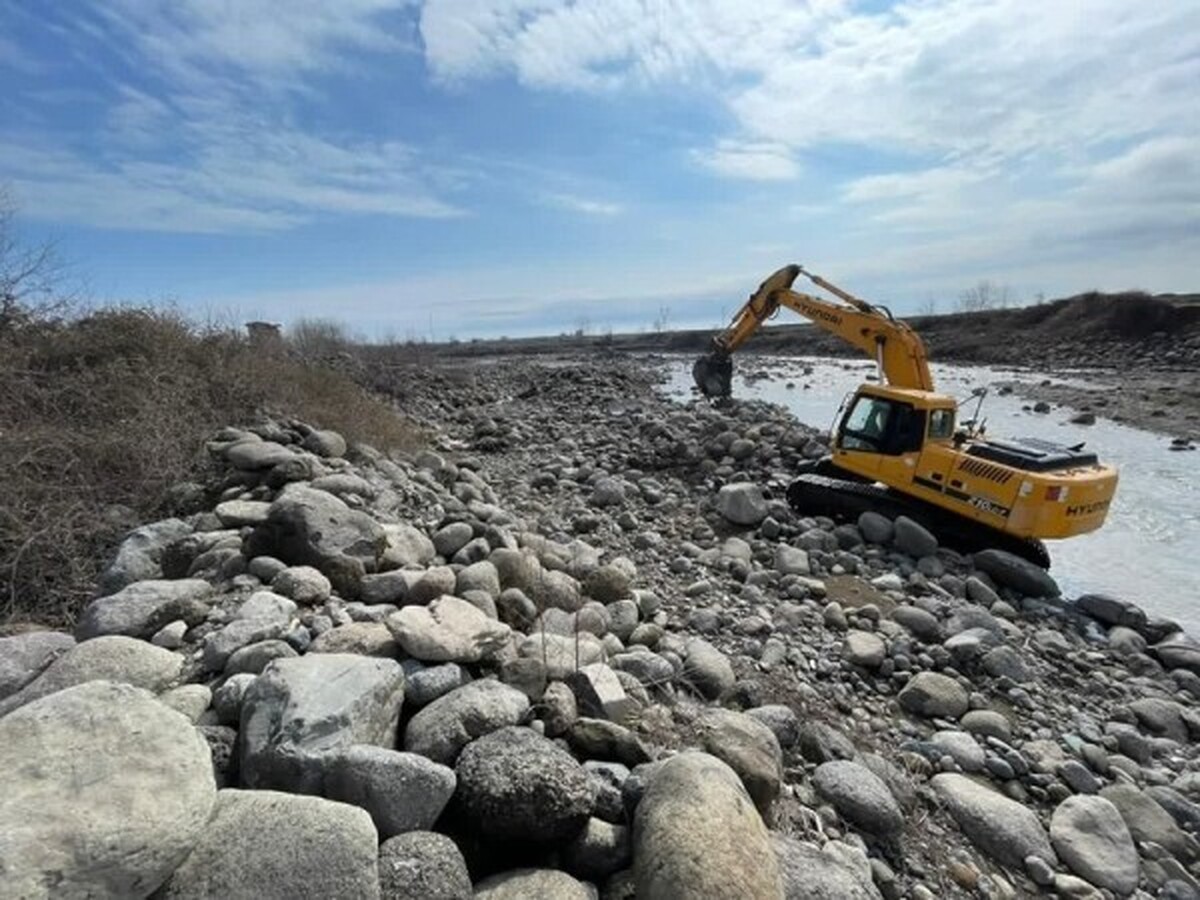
[693, 264, 1118, 567]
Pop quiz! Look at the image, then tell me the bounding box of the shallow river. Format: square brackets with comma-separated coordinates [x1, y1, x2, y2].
[660, 355, 1200, 634]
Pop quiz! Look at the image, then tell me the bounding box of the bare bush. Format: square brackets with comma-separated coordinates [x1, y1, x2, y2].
[0, 187, 68, 332]
[957, 280, 1013, 312]
[288, 316, 355, 361]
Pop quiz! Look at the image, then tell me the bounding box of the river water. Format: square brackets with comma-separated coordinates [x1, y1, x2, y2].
[659, 355, 1200, 634]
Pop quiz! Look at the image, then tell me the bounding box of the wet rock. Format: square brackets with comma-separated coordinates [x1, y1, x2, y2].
[455, 726, 593, 843]
[404, 679, 530, 765]
[898, 671, 968, 720]
[933, 773, 1056, 868]
[814, 759, 904, 837]
[158, 789, 379, 899]
[633, 752, 784, 899]
[378, 830, 472, 900]
[76, 577, 213, 640]
[973, 549, 1059, 597]
[1075, 593, 1147, 631]
[240, 654, 405, 792]
[0, 682, 216, 898]
[716, 482, 768, 526]
[0, 631, 75, 700]
[1050, 795, 1139, 896]
[387, 596, 511, 664]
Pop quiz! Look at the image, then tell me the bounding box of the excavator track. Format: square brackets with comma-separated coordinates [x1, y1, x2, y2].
[786, 471, 1052, 569]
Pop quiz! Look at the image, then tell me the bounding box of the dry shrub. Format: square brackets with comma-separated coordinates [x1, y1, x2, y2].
[0, 306, 422, 628]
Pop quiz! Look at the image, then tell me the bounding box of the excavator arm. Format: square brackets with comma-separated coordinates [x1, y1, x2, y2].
[693, 264, 934, 397]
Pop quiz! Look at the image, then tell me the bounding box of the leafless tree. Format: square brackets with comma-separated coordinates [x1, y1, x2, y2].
[956, 279, 1013, 312]
[916, 294, 938, 316]
[1, 186, 67, 330]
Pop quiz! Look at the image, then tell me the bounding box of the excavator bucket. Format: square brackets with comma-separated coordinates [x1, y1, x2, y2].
[692, 351, 733, 398]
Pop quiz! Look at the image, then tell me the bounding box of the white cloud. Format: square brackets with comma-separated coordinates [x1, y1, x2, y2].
[693, 140, 799, 181]
[542, 192, 623, 216]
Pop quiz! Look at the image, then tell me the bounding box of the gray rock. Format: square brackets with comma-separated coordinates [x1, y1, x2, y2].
[564, 817, 631, 881]
[774, 545, 810, 576]
[699, 708, 784, 817]
[271, 565, 332, 605]
[746, 704, 800, 749]
[797, 721, 857, 764]
[1152, 633, 1200, 675]
[159, 683, 213, 722]
[456, 560, 501, 598]
[262, 484, 386, 595]
[518, 632, 606, 679]
[225, 639, 298, 675]
[302, 428, 347, 458]
[215, 499, 271, 526]
[76, 577, 213, 640]
[857, 511, 893, 545]
[973, 549, 1059, 597]
[0, 681, 216, 898]
[813, 760, 904, 837]
[404, 679, 530, 765]
[433, 522, 474, 558]
[240, 654, 405, 792]
[309, 621, 398, 657]
[898, 671, 968, 719]
[585, 565, 632, 603]
[716, 482, 768, 526]
[405, 662, 470, 707]
[454, 726, 593, 842]
[98, 517, 192, 593]
[474, 869, 597, 900]
[1050, 795, 1139, 896]
[681, 637, 736, 699]
[226, 439, 296, 470]
[0, 634, 182, 716]
[932, 773, 1056, 868]
[323, 745, 456, 839]
[0, 631, 74, 700]
[981, 645, 1031, 682]
[1075, 593, 1147, 631]
[633, 752, 784, 899]
[159, 789, 379, 899]
[490, 549, 542, 593]
[773, 834, 882, 899]
[387, 595, 511, 663]
[892, 516, 937, 557]
[891, 606, 941, 643]
[930, 730, 986, 773]
[1101, 783, 1197, 862]
[843, 630, 886, 668]
[529, 568, 585, 613]
[378, 831, 472, 900]
[960, 709, 1011, 742]
[382, 524, 437, 569]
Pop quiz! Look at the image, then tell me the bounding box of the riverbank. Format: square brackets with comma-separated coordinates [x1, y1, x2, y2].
[4, 353, 1199, 897]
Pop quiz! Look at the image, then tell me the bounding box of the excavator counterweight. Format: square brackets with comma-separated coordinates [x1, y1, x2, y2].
[694, 265, 1119, 567]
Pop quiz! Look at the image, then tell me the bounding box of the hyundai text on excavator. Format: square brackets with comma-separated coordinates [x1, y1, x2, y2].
[693, 264, 1118, 567]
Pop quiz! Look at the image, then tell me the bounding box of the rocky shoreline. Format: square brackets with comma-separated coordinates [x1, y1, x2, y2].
[2, 354, 1199, 899]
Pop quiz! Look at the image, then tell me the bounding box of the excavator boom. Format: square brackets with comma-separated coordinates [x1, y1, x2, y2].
[694, 264, 934, 395]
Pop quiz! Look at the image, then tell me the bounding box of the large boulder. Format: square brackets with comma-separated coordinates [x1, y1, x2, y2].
[773, 834, 882, 899]
[322, 745, 456, 839]
[1101, 783, 1197, 863]
[973, 549, 1059, 597]
[378, 831, 472, 900]
[681, 637, 736, 699]
[0, 635, 183, 716]
[0, 681, 216, 898]
[261, 484, 386, 595]
[633, 752, 784, 899]
[892, 516, 937, 558]
[897, 671, 968, 720]
[813, 760, 904, 838]
[97, 517, 193, 593]
[716, 482, 768, 526]
[0, 631, 75, 700]
[240, 654, 405, 791]
[1074, 593, 1147, 631]
[404, 679, 530, 765]
[76, 578, 213, 640]
[159, 789, 379, 899]
[387, 596, 511, 664]
[932, 773, 1056, 868]
[474, 869, 597, 900]
[698, 708, 784, 817]
[454, 726, 594, 843]
[1050, 795, 1139, 896]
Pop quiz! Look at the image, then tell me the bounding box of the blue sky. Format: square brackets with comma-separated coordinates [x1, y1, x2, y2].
[1, 0, 1197, 339]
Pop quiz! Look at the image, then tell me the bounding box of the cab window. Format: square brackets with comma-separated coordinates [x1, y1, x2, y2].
[928, 408, 955, 439]
[840, 396, 924, 455]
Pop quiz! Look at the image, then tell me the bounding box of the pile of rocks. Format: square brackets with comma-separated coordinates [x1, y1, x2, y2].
[2, 355, 1199, 900]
